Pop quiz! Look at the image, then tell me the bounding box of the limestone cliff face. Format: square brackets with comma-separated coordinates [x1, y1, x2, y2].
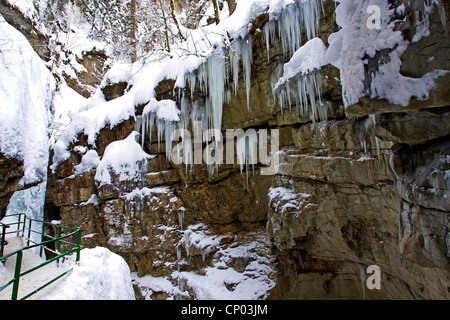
[48, 0, 450, 299]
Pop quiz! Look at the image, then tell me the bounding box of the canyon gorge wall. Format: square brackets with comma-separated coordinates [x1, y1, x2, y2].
[1, 0, 448, 299]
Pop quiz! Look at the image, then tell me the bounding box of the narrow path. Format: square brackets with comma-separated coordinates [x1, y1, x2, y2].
[0, 237, 72, 300]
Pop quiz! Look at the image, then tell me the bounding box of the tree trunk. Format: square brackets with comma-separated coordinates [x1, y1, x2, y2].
[130, 0, 137, 62]
[158, 0, 171, 53]
[212, 0, 220, 25]
[169, 0, 186, 41]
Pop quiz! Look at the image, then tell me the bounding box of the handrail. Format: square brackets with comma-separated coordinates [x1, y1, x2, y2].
[0, 229, 81, 262]
[0, 213, 82, 300]
[0, 222, 10, 257]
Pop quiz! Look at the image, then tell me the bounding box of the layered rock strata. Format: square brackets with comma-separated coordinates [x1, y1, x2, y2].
[48, 0, 450, 299]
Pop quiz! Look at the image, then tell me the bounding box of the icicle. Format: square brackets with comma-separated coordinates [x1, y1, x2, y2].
[359, 264, 366, 299]
[206, 53, 226, 135]
[166, 121, 176, 161]
[148, 112, 155, 150]
[274, 70, 325, 122]
[184, 229, 192, 258]
[178, 209, 185, 229]
[263, 20, 276, 61]
[187, 72, 196, 99]
[201, 249, 206, 262]
[236, 130, 258, 188]
[177, 244, 182, 272]
[375, 137, 381, 161]
[270, 0, 323, 58]
[230, 40, 241, 95]
[241, 37, 253, 109]
[184, 135, 193, 171]
[140, 115, 146, 149]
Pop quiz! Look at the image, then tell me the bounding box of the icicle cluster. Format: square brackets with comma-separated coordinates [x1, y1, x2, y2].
[140, 39, 251, 167]
[265, 0, 328, 122]
[273, 71, 326, 121]
[141, 0, 325, 169]
[263, 0, 323, 58]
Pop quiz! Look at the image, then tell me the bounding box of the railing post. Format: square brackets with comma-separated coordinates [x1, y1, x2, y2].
[27, 218, 32, 246]
[16, 214, 21, 237]
[11, 251, 23, 300]
[22, 214, 26, 238]
[76, 230, 82, 263]
[40, 219, 46, 258]
[0, 227, 4, 258]
[1, 223, 10, 257]
[56, 225, 62, 265]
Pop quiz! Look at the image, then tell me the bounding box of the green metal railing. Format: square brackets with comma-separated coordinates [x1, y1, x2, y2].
[0, 213, 82, 300]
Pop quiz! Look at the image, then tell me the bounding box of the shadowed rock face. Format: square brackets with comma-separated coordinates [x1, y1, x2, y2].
[0, 0, 50, 61]
[46, 0, 450, 299]
[0, 154, 24, 214]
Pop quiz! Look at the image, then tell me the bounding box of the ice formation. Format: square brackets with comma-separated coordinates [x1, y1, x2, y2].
[0, 15, 56, 255]
[3, 183, 47, 255]
[0, 15, 55, 186]
[264, 0, 323, 57]
[272, 37, 329, 121]
[327, 0, 448, 108]
[140, 0, 325, 164]
[259, 0, 328, 121]
[49, 0, 326, 177]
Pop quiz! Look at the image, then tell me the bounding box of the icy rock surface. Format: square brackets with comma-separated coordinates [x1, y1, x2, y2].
[95, 132, 153, 186]
[0, 15, 55, 186]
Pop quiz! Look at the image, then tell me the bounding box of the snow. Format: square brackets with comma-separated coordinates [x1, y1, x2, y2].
[271, 37, 329, 121]
[131, 274, 182, 300]
[52, 81, 88, 130]
[183, 224, 222, 260]
[81, 194, 100, 206]
[42, 247, 135, 300]
[74, 150, 100, 175]
[0, 15, 55, 186]
[95, 132, 153, 186]
[175, 229, 276, 300]
[327, 0, 448, 108]
[101, 62, 135, 87]
[130, 225, 276, 300]
[272, 37, 329, 120]
[123, 186, 171, 201]
[143, 99, 180, 122]
[4, 0, 36, 19]
[275, 37, 328, 85]
[0, 240, 133, 300]
[51, 0, 325, 169]
[269, 186, 312, 213]
[51, 60, 165, 168]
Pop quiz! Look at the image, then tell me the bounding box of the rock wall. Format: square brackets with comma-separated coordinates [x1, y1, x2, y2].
[0, 154, 24, 214]
[0, 0, 50, 61]
[48, 0, 450, 299]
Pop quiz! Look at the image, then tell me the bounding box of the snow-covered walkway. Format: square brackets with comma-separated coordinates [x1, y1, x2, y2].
[0, 237, 72, 300]
[0, 237, 135, 300]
